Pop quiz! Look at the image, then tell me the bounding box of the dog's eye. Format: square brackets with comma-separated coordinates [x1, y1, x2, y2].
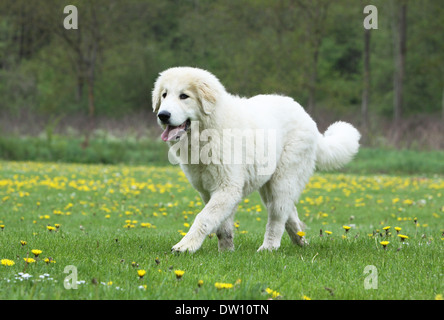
[162, 92, 167, 98]
[179, 93, 189, 100]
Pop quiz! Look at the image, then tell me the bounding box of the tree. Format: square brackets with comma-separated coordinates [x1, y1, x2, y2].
[361, 28, 371, 137]
[295, 0, 331, 116]
[37, 0, 123, 147]
[392, 0, 407, 125]
[361, 3, 378, 138]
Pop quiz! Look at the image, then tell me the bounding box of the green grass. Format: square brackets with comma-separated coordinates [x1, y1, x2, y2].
[340, 148, 444, 175]
[0, 135, 170, 166]
[1, 135, 443, 175]
[0, 160, 443, 300]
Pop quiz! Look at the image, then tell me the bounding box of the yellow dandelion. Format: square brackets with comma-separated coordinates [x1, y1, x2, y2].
[302, 295, 311, 300]
[20, 240, 27, 246]
[174, 270, 185, 279]
[215, 282, 233, 289]
[1, 259, 15, 266]
[47, 226, 56, 232]
[380, 241, 389, 249]
[265, 287, 281, 298]
[325, 230, 332, 235]
[137, 270, 146, 279]
[398, 234, 409, 241]
[24, 257, 36, 264]
[31, 249, 42, 257]
[297, 231, 306, 237]
[44, 257, 56, 264]
[394, 227, 401, 234]
[343, 225, 351, 232]
[197, 280, 204, 287]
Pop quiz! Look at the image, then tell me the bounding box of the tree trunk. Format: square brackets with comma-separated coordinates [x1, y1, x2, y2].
[295, 0, 330, 118]
[361, 28, 371, 139]
[393, 3, 407, 126]
[308, 47, 319, 116]
[82, 60, 96, 150]
[81, 2, 100, 150]
[76, 76, 84, 102]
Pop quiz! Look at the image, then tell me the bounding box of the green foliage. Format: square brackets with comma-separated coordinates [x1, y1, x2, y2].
[0, 135, 170, 166]
[0, 0, 443, 119]
[0, 135, 443, 175]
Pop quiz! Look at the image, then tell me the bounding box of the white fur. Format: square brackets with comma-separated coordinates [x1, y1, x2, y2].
[152, 67, 360, 253]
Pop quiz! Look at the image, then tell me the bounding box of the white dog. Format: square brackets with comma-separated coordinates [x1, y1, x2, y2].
[152, 67, 360, 253]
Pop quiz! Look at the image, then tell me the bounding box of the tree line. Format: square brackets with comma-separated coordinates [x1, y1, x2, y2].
[0, 0, 443, 143]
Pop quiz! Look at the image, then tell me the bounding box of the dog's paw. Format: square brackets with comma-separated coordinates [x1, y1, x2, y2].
[296, 236, 309, 247]
[257, 244, 280, 252]
[171, 238, 202, 253]
[171, 244, 191, 254]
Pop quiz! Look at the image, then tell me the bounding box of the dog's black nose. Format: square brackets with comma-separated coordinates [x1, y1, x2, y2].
[158, 110, 171, 123]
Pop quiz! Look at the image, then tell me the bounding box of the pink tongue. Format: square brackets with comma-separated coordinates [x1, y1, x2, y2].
[161, 125, 183, 142]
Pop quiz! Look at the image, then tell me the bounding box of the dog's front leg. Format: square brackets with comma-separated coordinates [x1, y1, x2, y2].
[172, 189, 241, 253]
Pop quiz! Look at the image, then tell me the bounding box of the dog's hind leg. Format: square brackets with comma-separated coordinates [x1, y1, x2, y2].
[216, 209, 236, 251]
[258, 182, 292, 251]
[258, 150, 314, 251]
[285, 206, 308, 246]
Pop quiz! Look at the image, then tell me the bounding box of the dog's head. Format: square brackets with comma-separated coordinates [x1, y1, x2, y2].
[152, 67, 225, 142]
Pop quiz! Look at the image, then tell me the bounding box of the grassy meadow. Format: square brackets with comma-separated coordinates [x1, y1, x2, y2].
[0, 158, 443, 300]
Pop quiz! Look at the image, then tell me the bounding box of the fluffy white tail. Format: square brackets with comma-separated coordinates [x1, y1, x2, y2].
[316, 121, 361, 171]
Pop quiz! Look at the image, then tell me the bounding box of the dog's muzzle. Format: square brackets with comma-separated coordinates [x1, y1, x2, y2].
[160, 118, 191, 142]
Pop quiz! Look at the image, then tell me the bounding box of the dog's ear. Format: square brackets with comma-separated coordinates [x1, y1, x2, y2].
[151, 78, 162, 113]
[197, 82, 217, 115]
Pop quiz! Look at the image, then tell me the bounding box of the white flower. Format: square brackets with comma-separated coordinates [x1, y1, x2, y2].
[20, 273, 32, 280]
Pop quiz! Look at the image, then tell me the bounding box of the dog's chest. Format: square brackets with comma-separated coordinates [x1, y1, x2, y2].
[180, 163, 229, 195]
[180, 164, 208, 194]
